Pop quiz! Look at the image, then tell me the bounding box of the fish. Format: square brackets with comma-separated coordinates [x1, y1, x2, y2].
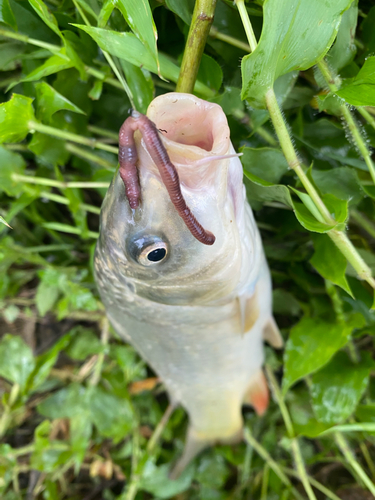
[94, 92, 282, 477]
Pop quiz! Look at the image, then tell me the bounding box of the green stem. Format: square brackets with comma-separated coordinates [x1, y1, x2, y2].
[260, 463, 270, 500]
[335, 432, 375, 496]
[88, 125, 118, 141]
[234, 0, 257, 52]
[265, 366, 317, 500]
[12, 173, 109, 189]
[351, 209, 375, 239]
[0, 383, 20, 438]
[176, 0, 217, 93]
[0, 28, 64, 55]
[235, 10, 375, 290]
[282, 467, 342, 500]
[325, 280, 345, 323]
[146, 403, 176, 454]
[65, 143, 116, 170]
[42, 222, 99, 239]
[265, 89, 334, 224]
[358, 107, 375, 132]
[39, 191, 101, 215]
[28, 121, 118, 154]
[317, 59, 375, 185]
[89, 318, 109, 386]
[243, 428, 304, 500]
[209, 26, 251, 52]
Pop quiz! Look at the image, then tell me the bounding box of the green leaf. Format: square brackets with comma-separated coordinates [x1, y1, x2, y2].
[120, 60, 154, 115]
[98, 0, 115, 28]
[310, 351, 374, 424]
[35, 82, 85, 123]
[140, 461, 195, 499]
[28, 0, 62, 39]
[88, 387, 134, 441]
[38, 383, 88, 419]
[282, 313, 365, 394]
[311, 166, 363, 205]
[165, 0, 194, 25]
[73, 25, 213, 97]
[197, 54, 223, 92]
[11, 52, 73, 88]
[0, 146, 26, 196]
[0, 94, 35, 144]
[0, 0, 16, 30]
[116, 0, 160, 72]
[0, 334, 35, 390]
[310, 234, 352, 296]
[36, 268, 61, 317]
[292, 201, 336, 233]
[65, 326, 103, 360]
[241, 147, 289, 184]
[28, 133, 70, 168]
[241, 0, 353, 107]
[243, 171, 293, 207]
[326, 0, 358, 71]
[336, 56, 375, 106]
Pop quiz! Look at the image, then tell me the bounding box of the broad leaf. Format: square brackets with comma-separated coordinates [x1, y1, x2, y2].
[243, 172, 293, 207]
[116, 0, 160, 72]
[140, 461, 195, 499]
[73, 25, 213, 97]
[326, 0, 358, 71]
[336, 56, 375, 106]
[11, 52, 73, 88]
[0, 146, 25, 195]
[35, 81, 85, 123]
[0, 0, 16, 29]
[0, 334, 35, 390]
[310, 234, 352, 295]
[0, 94, 35, 143]
[241, 147, 288, 184]
[28, 0, 62, 39]
[241, 0, 353, 107]
[120, 60, 154, 114]
[282, 313, 365, 394]
[311, 351, 374, 424]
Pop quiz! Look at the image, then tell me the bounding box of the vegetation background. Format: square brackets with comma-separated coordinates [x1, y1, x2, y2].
[1, 0, 375, 498]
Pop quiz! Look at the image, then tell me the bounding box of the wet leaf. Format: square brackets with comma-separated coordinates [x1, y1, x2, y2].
[241, 0, 352, 107]
[336, 56, 375, 106]
[282, 313, 365, 394]
[310, 234, 352, 295]
[0, 94, 35, 144]
[0, 334, 35, 390]
[311, 351, 374, 424]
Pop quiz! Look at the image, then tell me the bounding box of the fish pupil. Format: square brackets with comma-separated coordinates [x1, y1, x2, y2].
[147, 247, 166, 262]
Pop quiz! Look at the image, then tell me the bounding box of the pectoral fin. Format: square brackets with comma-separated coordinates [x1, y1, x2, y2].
[243, 369, 269, 416]
[263, 317, 283, 348]
[237, 289, 259, 334]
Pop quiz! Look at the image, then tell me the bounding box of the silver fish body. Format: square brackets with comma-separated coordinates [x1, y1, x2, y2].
[94, 93, 281, 473]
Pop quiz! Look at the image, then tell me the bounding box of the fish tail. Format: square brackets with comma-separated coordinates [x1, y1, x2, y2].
[243, 369, 269, 416]
[170, 425, 243, 480]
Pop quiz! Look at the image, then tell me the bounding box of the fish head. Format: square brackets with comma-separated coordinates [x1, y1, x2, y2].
[97, 93, 257, 306]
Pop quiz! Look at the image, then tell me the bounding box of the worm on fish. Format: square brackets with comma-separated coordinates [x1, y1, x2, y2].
[118, 111, 216, 246]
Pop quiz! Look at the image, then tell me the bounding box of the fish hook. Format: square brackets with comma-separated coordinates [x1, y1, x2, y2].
[118, 111, 216, 246]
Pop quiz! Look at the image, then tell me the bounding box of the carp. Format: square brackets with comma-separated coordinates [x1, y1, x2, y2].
[94, 92, 282, 477]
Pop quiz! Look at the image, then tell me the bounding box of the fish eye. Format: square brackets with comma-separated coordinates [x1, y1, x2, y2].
[138, 242, 168, 266]
[127, 235, 169, 267]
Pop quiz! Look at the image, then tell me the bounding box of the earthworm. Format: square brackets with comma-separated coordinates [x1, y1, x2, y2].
[118, 111, 216, 246]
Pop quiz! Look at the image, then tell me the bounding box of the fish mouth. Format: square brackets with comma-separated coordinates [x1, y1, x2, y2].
[145, 93, 231, 190]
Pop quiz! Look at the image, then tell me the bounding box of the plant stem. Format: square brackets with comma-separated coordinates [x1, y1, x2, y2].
[317, 59, 375, 185]
[334, 432, 375, 496]
[235, 8, 375, 290]
[65, 143, 116, 170]
[176, 0, 217, 93]
[358, 107, 375, 132]
[282, 467, 342, 500]
[146, 403, 176, 454]
[40, 191, 101, 214]
[234, 0, 257, 52]
[265, 366, 317, 500]
[209, 26, 251, 52]
[88, 125, 118, 141]
[12, 173, 110, 189]
[89, 318, 109, 386]
[28, 121, 118, 154]
[265, 89, 334, 224]
[350, 209, 375, 239]
[0, 28, 64, 55]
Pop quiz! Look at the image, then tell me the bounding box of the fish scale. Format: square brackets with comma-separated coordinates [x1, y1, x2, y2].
[94, 92, 282, 477]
